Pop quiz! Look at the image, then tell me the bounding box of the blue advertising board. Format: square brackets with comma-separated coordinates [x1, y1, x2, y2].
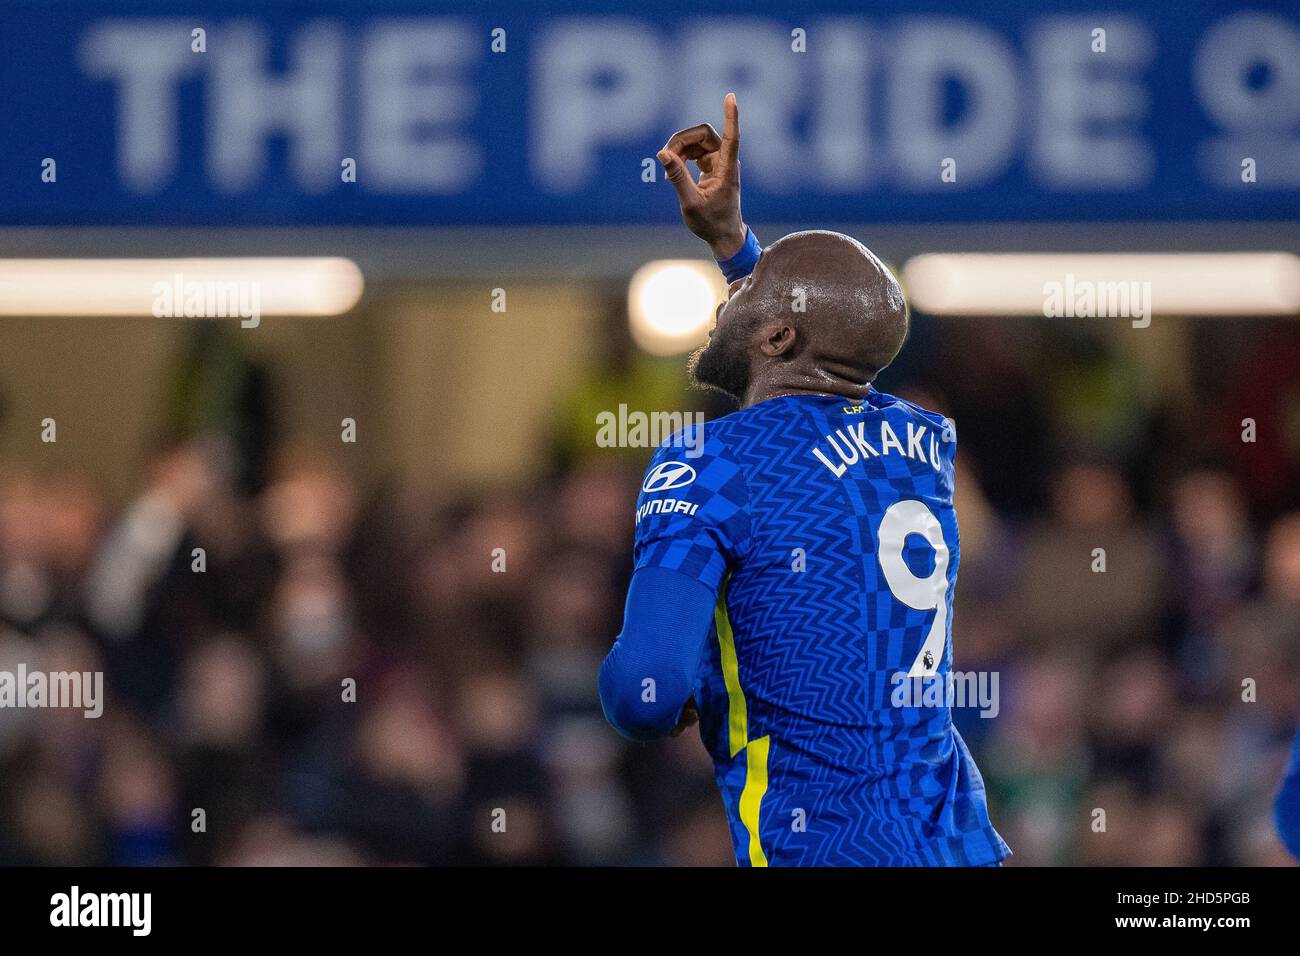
[1, 0, 1297, 225]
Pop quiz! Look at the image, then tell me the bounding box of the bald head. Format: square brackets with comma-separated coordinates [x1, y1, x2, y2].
[691, 230, 909, 404]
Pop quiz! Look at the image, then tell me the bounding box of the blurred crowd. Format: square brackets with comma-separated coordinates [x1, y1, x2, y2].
[0, 318, 1298, 866]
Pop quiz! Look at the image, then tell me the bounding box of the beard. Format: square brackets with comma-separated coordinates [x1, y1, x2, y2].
[689, 312, 752, 402]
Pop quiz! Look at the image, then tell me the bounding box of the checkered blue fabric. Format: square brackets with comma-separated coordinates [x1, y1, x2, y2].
[633, 390, 1009, 866]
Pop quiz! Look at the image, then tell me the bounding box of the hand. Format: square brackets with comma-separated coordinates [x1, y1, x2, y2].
[658, 93, 745, 259]
[670, 696, 699, 737]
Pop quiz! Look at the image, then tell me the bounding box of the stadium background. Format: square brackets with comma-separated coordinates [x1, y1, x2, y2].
[0, 0, 1298, 865]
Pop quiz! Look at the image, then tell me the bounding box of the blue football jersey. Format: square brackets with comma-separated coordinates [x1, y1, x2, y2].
[633, 390, 1010, 866]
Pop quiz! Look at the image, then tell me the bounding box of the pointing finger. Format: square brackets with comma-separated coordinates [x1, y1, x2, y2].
[720, 93, 740, 176]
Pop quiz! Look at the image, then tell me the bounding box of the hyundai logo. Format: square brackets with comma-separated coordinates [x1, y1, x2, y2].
[642, 461, 698, 494]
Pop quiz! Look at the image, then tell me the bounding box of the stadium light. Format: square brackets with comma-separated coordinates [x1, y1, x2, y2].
[0, 257, 365, 317]
[902, 253, 1300, 317]
[628, 259, 727, 356]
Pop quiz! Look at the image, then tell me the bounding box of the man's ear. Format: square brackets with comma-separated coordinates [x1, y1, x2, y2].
[759, 323, 796, 358]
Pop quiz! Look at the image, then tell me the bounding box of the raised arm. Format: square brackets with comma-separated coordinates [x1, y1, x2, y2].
[658, 93, 761, 282]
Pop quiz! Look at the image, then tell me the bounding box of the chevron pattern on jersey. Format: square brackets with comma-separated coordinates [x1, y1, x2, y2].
[632, 391, 1009, 866]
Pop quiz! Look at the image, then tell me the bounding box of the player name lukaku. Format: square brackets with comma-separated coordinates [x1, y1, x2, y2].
[811, 420, 942, 477]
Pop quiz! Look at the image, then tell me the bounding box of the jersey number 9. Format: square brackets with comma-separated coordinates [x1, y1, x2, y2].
[876, 499, 951, 678]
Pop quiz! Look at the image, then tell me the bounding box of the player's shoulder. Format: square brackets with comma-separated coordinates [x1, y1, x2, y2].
[648, 404, 754, 464]
[648, 392, 954, 464]
[869, 389, 956, 442]
[638, 413, 752, 516]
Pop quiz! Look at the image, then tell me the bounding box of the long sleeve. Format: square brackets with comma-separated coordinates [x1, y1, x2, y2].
[601, 424, 750, 742]
[599, 566, 716, 741]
